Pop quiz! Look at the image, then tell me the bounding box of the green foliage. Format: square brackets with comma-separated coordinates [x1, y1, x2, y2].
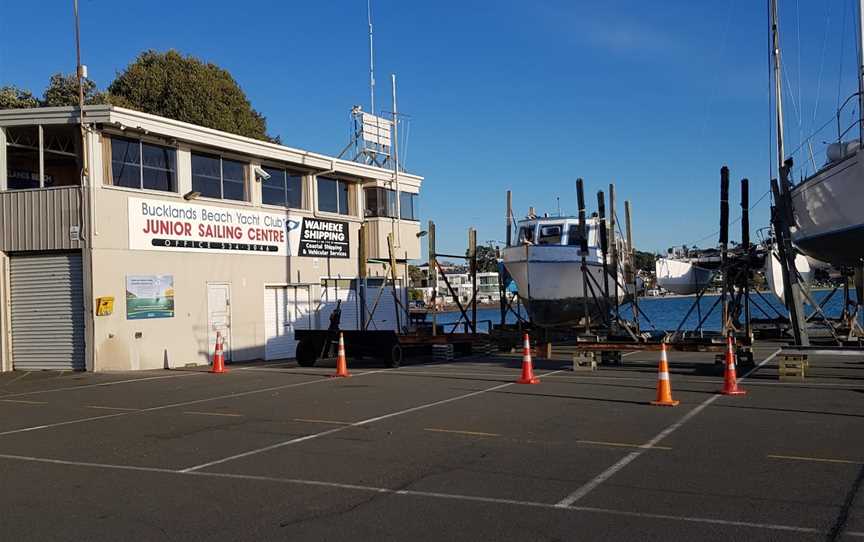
[408, 265, 425, 287]
[408, 289, 424, 301]
[42, 73, 106, 107]
[467, 245, 500, 273]
[0, 85, 39, 109]
[633, 250, 656, 273]
[107, 50, 273, 141]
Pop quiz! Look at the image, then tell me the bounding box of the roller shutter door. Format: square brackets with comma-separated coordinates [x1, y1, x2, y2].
[10, 253, 85, 370]
[264, 286, 313, 360]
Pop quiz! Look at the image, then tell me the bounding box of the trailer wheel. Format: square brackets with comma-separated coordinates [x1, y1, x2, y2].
[386, 344, 403, 368]
[296, 340, 317, 367]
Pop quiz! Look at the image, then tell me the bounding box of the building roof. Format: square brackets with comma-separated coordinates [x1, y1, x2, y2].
[0, 105, 422, 187]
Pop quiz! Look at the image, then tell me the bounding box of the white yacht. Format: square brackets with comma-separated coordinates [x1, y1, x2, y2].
[655, 247, 717, 295]
[772, 0, 864, 268]
[502, 215, 628, 326]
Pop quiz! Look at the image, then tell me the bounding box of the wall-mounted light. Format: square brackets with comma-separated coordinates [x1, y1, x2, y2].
[183, 191, 201, 201]
[416, 231, 428, 238]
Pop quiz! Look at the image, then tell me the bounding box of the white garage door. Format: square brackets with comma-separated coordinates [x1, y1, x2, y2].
[318, 279, 359, 330]
[362, 278, 406, 331]
[264, 286, 313, 360]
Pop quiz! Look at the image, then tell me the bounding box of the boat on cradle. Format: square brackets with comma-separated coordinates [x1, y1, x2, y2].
[502, 215, 630, 327]
[655, 247, 718, 295]
[772, 0, 864, 269]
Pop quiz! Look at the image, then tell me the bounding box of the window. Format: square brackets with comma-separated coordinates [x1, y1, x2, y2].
[364, 187, 397, 217]
[262, 166, 303, 208]
[5, 126, 83, 190]
[400, 191, 418, 220]
[517, 225, 535, 244]
[537, 224, 563, 245]
[111, 137, 176, 192]
[318, 176, 351, 215]
[191, 152, 247, 201]
[567, 224, 585, 247]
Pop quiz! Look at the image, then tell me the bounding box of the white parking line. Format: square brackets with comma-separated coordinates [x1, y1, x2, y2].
[180, 369, 565, 473]
[0, 370, 388, 437]
[0, 371, 32, 387]
[0, 452, 825, 536]
[0, 372, 204, 399]
[554, 349, 781, 508]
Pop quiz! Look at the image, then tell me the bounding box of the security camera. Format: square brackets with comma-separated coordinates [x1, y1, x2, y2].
[253, 166, 271, 181]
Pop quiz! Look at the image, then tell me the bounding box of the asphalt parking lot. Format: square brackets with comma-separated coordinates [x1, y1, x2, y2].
[1, 344, 863, 541]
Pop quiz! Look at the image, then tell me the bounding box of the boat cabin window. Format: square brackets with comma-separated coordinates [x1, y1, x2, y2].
[517, 225, 535, 244]
[537, 224, 563, 245]
[566, 224, 585, 246]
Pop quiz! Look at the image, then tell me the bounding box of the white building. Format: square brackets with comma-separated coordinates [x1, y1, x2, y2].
[0, 105, 423, 371]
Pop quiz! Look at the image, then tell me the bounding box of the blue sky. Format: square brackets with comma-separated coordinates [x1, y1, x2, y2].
[1, 0, 859, 255]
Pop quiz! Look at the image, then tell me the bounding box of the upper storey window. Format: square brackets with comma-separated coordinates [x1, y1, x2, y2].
[262, 166, 303, 208]
[318, 176, 352, 215]
[111, 136, 176, 192]
[191, 152, 247, 201]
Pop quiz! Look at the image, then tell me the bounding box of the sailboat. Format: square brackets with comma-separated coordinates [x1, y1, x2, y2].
[655, 247, 717, 295]
[772, 0, 864, 268]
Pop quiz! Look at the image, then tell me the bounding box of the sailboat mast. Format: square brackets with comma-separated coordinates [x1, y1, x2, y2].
[771, 0, 786, 180]
[858, 0, 864, 142]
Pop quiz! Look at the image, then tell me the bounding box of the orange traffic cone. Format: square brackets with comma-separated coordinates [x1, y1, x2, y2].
[650, 343, 679, 406]
[210, 331, 228, 374]
[330, 332, 351, 378]
[517, 333, 540, 384]
[719, 335, 746, 396]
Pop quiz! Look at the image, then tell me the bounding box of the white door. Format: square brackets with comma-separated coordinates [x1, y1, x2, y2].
[318, 279, 359, 330]
[264, 286, 313, 360]
[207, 283, 232, 361]
[363, 278, 406, 331]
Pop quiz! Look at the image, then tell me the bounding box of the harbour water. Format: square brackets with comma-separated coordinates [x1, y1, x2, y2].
[433, 289, 859, 332]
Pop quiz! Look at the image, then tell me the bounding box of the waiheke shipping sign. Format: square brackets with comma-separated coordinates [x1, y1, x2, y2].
[299, 218, 350, 258]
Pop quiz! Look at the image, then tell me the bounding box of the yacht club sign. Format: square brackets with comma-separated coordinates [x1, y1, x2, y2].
[128, 197, 350, 258]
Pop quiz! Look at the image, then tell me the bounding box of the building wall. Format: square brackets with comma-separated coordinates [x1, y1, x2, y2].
[0, 251, 9, 372]
[90, 177, 365, 371]
[88, 133, 398, 371]
[0, 107, 422, 372]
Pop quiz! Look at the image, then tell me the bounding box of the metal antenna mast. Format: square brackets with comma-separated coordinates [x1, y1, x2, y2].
[368, 0, 376, 116]
[73, 0, 87, 179]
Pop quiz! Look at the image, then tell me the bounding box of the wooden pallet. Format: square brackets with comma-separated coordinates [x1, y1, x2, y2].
[778, 354, 808, 381]
[572, 351, 598, 371]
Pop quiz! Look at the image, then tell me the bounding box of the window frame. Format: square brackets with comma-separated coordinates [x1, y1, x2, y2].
[190, 150, 249, 202]
[364, 186, 398, 218]
[317, 176, 353, 216]
[261, 164, 305, 209]
[537, 224, 564, 246]
[108, 135, 178, 193]
[399, 191, 418, 221]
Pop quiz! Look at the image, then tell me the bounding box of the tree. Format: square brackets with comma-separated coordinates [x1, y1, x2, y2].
[107, 50, 274, 141]
[633, 250, 656, 273]
[0, 85, 39, 109]
[408, 264, 425, 287]
[466, 245, 499, 273]
[42, 73, 106, 107]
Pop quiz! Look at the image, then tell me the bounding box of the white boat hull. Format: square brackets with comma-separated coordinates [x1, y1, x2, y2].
[790, 151, 864, 266]
[502, 245, 626, 326]
[764, 251, 813, 300]
[655, 258, 714, 295]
